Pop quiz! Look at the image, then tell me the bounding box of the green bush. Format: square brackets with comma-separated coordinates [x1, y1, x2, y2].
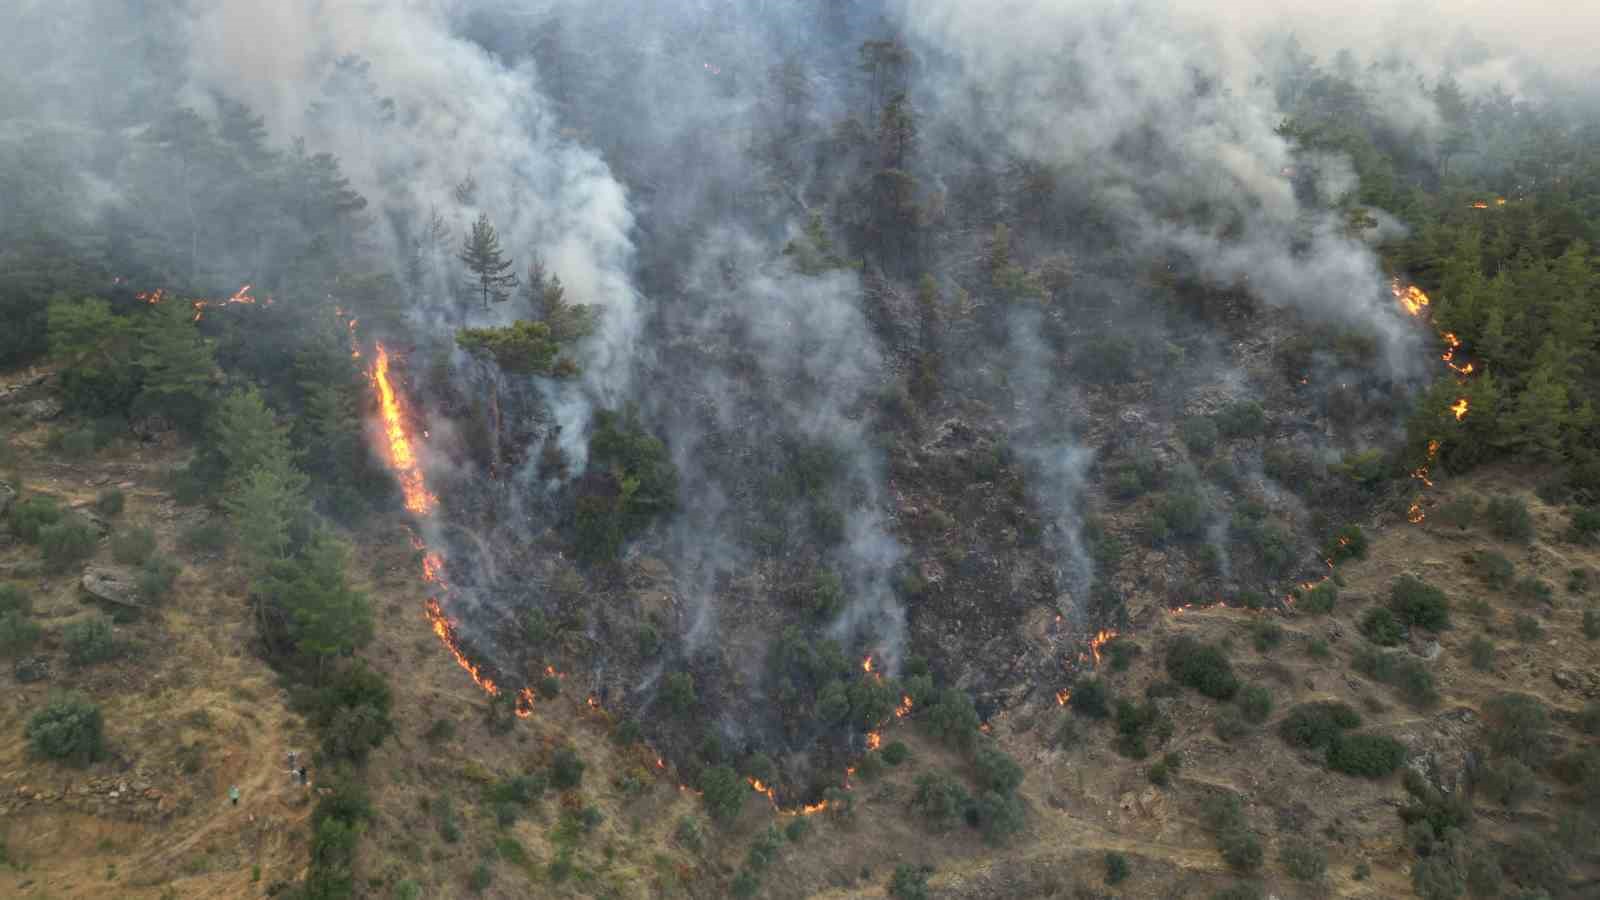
[1237, 684, 1272, 724]
[698, 765, 744, 823]
[1351, 648, 1439, 708]
[40, 516, 98, 572]
[1513, 613, 1542, 641]
[1359, 607, 1405, 645]
[1567, 506, 1600, 544]
[1069, 677, 1112, 719]
[1279, 702, 1361, 750]
[1436, 495, 1478, 530]
[1513, 576, 1553, 607]
[178, 520, 228, 554]
[1306, 638, 1331, 659]
[1474, 758, 1535, 807]
[1104, 638, 1141, 672]
[674, 816, 704, 851]
[137, 556, 180, 602]
[65, 617, 121, 666]
[1299, 581, 1337, 614]
[888, 864, 931, 900]
[912, 771, 972, 832]
[663, 671, 696, 716]
[0, 583, 26, 615]
[1585, 608, 1600, 640]
[1104, 850, 1131, 884]
[1213, 706, 1251, 743]
[1482, 692, 1549, 766]
[9, 495, 62, 542]
[1251, 620, 1283, 653]
[1215, 401, 1266, 440]
[95, 488, 125, 517]
[1389, 575, 1450, 630]
[784, 816, 811, 843]
[1182, 416, 1220, 455]
[1471, 549, 1515, 588]
[1165, 636, 1239, 700]
[572, 409, 678, 564]
[1280, 838, 1327, 881]
[26, 694, 104, 765]
[59, 427, 97, 460]
[0, 610, 43, 656]
[1485, 495, 1534, 542]
[974, 788, 1025, 844]
[111, 525, 157, 565]
[1326, 732, 1406, 777]
[922, 688, 981, 748]
[1323, 524, 1369, 563]
[974, 745, 1024, 793]
[1468, 635, 1495, 671]
[549, 746, 585, 790]
[1201, 795, 1261, 872]
[882, 741, 909, 766]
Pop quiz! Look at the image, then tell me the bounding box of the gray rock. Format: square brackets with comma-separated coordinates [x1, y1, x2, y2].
[14, 655, 50, 683]
[0, 481, 14, 519]
[22, 396, 63, 421]
[82, 565, 147, 608]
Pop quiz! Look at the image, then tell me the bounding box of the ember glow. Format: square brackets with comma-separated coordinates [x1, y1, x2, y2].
[1451, 398, 1470, 421]
[894, 695, 914, 718]
[1408, 503, 1426, 525]
[866, 731, 882, 750]
[371, 343, 438, 515]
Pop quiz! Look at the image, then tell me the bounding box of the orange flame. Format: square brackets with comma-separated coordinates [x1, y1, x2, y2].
[371, 343, 437, 515]
[894, 695, 914, 718]
[1055, 688, 1072, 706]
[1451, 398, 1469, 421]
[1089, 629, 1118, 667]
[861, 655, 874, 674]
[1392, 281, 1431, 317]
[1408, 503, 1425, 524]
[1471, 201, 1490, 209]
[748, 778, 776, 805]
[866, 731, 882, 751]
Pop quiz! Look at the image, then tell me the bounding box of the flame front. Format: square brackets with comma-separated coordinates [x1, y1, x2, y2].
[1089, 629, 1118, 667]
[1408, 503, 1425, 525]
[1451, 398, 1469, 421]
[372, 343, 438, 515]
[1055, 688, 1072, 706]
[1392, 280, 1431, 318]
[866, 731, 882, 750]
[895, 695, 913, 718]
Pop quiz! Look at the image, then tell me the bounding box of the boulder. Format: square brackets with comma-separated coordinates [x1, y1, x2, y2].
[0, 480, 14, 519]
[22, 395, 63, 421]
[82, 565, 147, 608]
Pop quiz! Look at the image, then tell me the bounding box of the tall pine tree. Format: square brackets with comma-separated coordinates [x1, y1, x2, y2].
[459, 212, 518, 309]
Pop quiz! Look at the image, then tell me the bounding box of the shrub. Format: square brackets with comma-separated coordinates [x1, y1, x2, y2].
[10, 495, 62, 542]
[65, 617, 121, 666]
[40, 516, 98, 572]
[1352, 648, 1439, 708]
[1280, 838, 1327, 881]
[1326, 733, 1406, 777]
[1475, 758, 1535, 807]
[1237, 684, 1272, 724]
[1219, 828, 1263, 873]
[1251, 620, 1283, 653]
[0, 583, 26, 616]
[974, 788, 1025, 844]
[1105, 851, 1131, 884]
[1103, 638, 1141, 672]
[1114, 699, 1166, 759]
[1306, 638, 1331, 659]
[882, 741, 909, 766]
[923, 688, 981, 748]
[178, 520, 228, 554]
[1324, 524, 1369, 563]
[95, 488, 125, 517]
[26, 695, 104, 765]
[111, 526, 156, 565]
[1359, 607, 1405, 646]
[1436, 495, 1478, 530]
[549, 746, 585, 790]
[1279, 702, 1361, 750]
[974, 745, 1024, 793]
[1513, 613, 1542, 641]
[888, 864, 931, 900]
[674, 816, 704, 851]
[1499, 834, 1568, 896]
[1485, 495, 1533, 542]
[1165, 636, 1239, 700]
[1513, 576, 1553, 608]
[912, 772, 972, 832]
[663, 671, 696, 716]
[784, 816, 811, 843]
[469, 861, 492, 892]
[1471, 549, 1515, 588]
[59, 427, 97, 459]
[137, 556, 179, 601]
[1482, 692, 1549, 766]
[0, 610, 43, 656]
[1586, 608, 1600, 640]
[1214, 706, 1251, 742]
[1468, 635, 1495, 671]
[1215, 400, 1266, 439]
[1069, 677, 1112, 719]
[1389, 575, 1450, 630]
[1211, 886, 1265, 900]
[698, 765, 744, 823]
[1568, 506, 1600, 544]
[1299, 581, 1337, 614]
[1182, 416, 1220, 455]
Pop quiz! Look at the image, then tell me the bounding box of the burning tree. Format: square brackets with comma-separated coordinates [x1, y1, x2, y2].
[459, 212, 519, 309]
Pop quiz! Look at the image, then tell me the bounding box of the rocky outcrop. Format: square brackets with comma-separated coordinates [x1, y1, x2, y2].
[0, 480, 14, 519]
[82, 565, 146, 608]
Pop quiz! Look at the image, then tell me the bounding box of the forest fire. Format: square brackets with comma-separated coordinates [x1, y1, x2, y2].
[1408, 503, 1426, 524]
[1088, 629, 1118, 666]
[1392, 281, 1431, 317]
[371, 343, 438, 515]
[1451, 398, 1470, 421]
[866, 731, 882, 750]
[748, 778, 777, 805]
[895, 695, 914, 718]
[1055, 688, 1072, 706]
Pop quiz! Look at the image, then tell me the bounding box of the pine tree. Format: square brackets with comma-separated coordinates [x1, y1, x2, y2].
[211, 386, 307, 494]
[270, 531, 372, 681]
[223, 465, 299, 578]
[134, 298, 214, 429]
[1506, 359, 1570, 461]
[459, 212, 518, 309]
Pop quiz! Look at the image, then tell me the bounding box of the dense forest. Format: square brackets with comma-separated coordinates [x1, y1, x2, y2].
[3, 2, 1599, 898]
